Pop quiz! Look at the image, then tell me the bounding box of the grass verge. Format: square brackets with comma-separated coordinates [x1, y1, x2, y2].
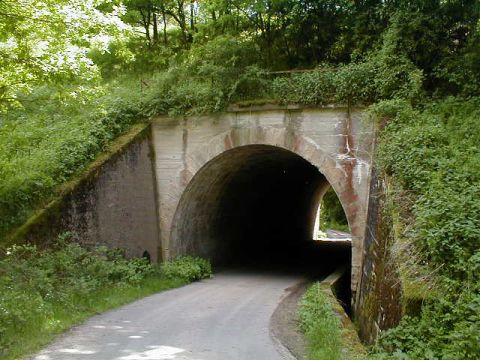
[0, 239, 212, 360]
[299, 282, 365, 360]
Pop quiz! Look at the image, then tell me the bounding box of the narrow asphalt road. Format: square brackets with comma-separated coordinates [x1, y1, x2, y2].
[32, 271, 304, 360]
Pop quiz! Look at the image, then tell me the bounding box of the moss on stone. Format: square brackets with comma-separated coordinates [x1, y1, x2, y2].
[3, 123, 151, 248]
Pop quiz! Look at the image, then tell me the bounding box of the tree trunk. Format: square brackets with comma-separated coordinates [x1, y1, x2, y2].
[190, 1, 195, 31]
[162, 9, 168, 46]
[140, 9, 152, 46]
[153, 12, 159, 44]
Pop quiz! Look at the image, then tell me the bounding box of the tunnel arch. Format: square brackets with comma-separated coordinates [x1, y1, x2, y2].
[170, 145, 332, 263]
[167, 126, 363, 284]
[175, 127, 359, 234]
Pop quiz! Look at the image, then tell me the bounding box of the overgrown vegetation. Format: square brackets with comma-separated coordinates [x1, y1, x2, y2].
[299, 282, 364, 360]
[0, 82, 147, 238]
[299, 283, 343, 359]
[1, 1, 480, 357]
[161, 255, 212, 281]
[0, 236, 212, 359]
[0, 36, 269, 239]
[272, 51, 423, 107]
[319, 187, 349, 233]
[368, 98, 480, 359]
[1, 1, 479, 243]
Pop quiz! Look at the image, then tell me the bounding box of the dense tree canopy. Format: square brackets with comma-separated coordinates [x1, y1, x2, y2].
[1, 1, 480, 358]
[1, 0, 479, 106]
[0, 0, 131, 109]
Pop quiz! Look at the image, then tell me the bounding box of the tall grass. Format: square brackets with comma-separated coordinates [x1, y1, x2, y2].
[298, 283, 343, 360]
[299, 282, 366, 360]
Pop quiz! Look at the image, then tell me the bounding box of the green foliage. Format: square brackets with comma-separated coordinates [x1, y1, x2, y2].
[376, 97, 480, 277]
[272, 66, 337, 105]
[1, 2, 480, 357]
[142, 35, 269, 116]
[0, 237, 151, 356]
[371, 97, 480, 358]
[298, 283, 342, 360]
[435, 27, 480, 97]
[273, 45, 423, 106]
[0, 235, 212, 359]
[0, 35, 270, 240]
[161, 256, 212, 282]
[0, 0, 132, 110]
[372, 281, 480, 359]
[380, 2, 480, 96]
[0, 81, 147, 239]
[320, 187, 349, 233]
[1, 0, 478, 248]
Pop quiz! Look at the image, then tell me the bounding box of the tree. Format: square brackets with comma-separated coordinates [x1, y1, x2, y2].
[0, 0, 131, 110]
[124, 0, 196, 47]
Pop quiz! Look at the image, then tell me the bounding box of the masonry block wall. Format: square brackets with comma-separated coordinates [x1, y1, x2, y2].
[355, 169, 403, 343]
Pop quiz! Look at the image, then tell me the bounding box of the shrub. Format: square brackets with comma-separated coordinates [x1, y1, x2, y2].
[0, 236, 159, 355]
[272, 53, 422, 107]
[161, 256, 212, 281]
[142, 35, 269, 116]
[272, 65, 337, 105]
[371, 97, 480, 358]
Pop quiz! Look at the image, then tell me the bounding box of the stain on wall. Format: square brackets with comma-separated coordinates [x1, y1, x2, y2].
[151, 106, 376, 298]
[10, 124, 160, 262]
[355, 169, 403, 343]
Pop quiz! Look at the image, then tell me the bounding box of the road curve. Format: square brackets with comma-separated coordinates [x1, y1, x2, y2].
[32, 271, 303, 360]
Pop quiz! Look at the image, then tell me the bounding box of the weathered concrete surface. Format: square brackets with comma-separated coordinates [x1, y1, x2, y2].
[64, 133, 160, 261]
[355, 170, 403, 343]
[151, 107, 375, 296]
[10, 106, 379, 328]
[32, 271, 301, 360]
[11, 125, 160, 262]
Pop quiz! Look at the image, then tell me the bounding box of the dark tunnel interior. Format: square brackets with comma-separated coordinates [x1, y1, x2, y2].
[171, 145, 352, 306]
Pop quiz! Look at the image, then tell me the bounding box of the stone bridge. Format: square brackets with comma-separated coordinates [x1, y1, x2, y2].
[151, 106, 374, 297]
[15, 105, 376, 306]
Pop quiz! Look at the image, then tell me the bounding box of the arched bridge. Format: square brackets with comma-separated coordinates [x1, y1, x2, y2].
[151, 106, 374, 297]
[17, 105, 376, 307]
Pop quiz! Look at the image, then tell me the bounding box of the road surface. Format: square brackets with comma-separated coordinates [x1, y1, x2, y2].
[32, 271, 303, 360]
[315, 229, 352, 241]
